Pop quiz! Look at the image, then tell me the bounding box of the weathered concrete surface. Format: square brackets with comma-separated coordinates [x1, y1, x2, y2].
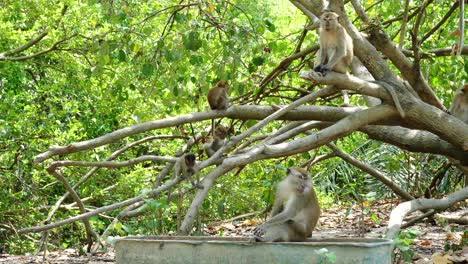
[115, 236, 392, 264]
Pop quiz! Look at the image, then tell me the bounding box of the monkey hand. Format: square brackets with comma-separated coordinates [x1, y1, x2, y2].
[313, 64, 323, 72]
[252, 224, 268, 237]
[299, 70, 322, 82]
[319, 66, 330, 76]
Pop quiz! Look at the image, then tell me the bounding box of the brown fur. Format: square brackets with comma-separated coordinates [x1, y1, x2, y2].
[174, 153, 200, 188]
[450, 84, 468, 124]
[204, 125, 228, 157]
[207, 80, 229, 110]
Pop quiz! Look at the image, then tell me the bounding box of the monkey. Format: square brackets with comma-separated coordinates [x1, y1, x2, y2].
[314, 11, 353, 75]
[250, 167, 320, 242]
[208, 80, 230, 110]
[203, 125, 228, 157]
[313, 11, 353, 105]
[449, 84, 468, 124]
[207, 80, 230, 136]
[174, 153, 201, 188]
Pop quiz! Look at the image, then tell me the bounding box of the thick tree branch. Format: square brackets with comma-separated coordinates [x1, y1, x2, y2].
[361, 126, 468, 165]
[262, 105, 397, 157]
[386, 186, 468, 239]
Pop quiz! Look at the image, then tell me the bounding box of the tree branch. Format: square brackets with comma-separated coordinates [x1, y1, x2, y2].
[326, 143, 415, 200]
[386, 186, 468, 239]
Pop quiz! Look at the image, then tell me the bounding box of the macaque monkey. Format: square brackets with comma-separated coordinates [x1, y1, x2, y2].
[251, 167, 320, 242]
[314, 11, 353, 105]
[207, 80, 230, 136]
[449, 84, 468, 124]
[208, 80, 230, 110]
[174, 153, 201, 188]
[203, 125, 228, 157]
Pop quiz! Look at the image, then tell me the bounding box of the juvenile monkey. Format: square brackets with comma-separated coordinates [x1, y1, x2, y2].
[251, 167, 320, 242]
[207, 80, 230, 110]
[314, 11, 353, 76]
[203, 125, 228, 157]
[449, 84, 468, 124]
[174, 153, 201, 188]
[207, 80, 230, 136]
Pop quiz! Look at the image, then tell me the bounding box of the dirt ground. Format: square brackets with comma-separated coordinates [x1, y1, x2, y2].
[1, 204, 466, 264]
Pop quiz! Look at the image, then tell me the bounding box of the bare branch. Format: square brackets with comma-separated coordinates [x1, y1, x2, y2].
[18, 175, 182, 234]
[48, 170, 97, 251]
[387, 186, 468, 239]
[262, 104, 397, 157]
[361, 126, 468, 164]
[399, 0, 410, 50]
[0, 33, 79, 62]
[420, 1, 459, 43]
[457, 0, 465, 56]
[327, 143, 415, 201]
[47, 155, 177, 172]
[0, 30, 49, 57]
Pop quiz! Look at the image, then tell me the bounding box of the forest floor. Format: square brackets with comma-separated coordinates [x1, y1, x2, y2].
[1, 201, 466, 263]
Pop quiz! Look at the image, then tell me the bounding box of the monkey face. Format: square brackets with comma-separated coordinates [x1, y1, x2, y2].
[287, 167, 310, 193]
[214, 125, 228, 139]
[184, 153, 196, 167]
[320, 12, 340, 31]
[217, 80, 229, 90]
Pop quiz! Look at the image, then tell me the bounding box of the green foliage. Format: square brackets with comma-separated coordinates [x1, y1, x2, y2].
[0, 0, 465, 254]
[393, 229, 422, 263]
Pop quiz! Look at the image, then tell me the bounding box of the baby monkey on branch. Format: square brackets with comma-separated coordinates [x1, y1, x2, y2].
[174, 153, 201, 189]
[250, 167, 320, 242]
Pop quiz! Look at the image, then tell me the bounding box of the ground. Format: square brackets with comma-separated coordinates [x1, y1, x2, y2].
[1, 201, 466, 263]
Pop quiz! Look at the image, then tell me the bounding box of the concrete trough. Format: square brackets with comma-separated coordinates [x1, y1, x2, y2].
[115, 236, 393, 264]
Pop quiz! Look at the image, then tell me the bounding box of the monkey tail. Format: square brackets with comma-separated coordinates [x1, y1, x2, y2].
[211, 118, 215, 137]
[380, 82, 406, 118]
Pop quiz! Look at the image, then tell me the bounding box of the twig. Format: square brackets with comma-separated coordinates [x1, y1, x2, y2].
[399, 0, 410, 50]
[420, 1, 459, 43]
[457, 0, 465, 56]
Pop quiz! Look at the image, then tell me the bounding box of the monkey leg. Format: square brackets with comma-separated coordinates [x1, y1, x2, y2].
[255, 224, 291, 242]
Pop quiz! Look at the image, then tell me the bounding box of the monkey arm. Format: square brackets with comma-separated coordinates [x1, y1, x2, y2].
[323, 48, 344, 70]
[262, 197, 297, 228]
[270, 196, 284, 217]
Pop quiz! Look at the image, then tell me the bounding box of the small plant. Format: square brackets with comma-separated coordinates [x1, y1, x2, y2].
[393, 229, 422, 263]
[315, 248, 337, 264]
[444, 228, 467, 252]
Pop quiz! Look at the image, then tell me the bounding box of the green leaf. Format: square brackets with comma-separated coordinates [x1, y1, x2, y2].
[183, 31, 203, 51]
[264, 18, 275, 32]
[118, 50, 127, 62]
[252, 56, 265, 66]
[141, 63, 154, 77]
[189, 55, 203, 65]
